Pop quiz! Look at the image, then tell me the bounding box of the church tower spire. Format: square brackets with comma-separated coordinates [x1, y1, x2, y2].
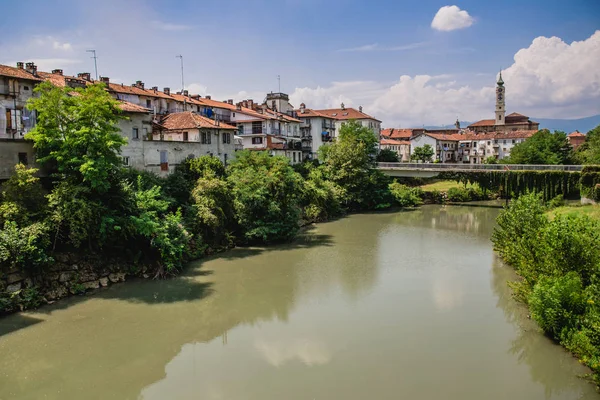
[495, 70, 506, 126]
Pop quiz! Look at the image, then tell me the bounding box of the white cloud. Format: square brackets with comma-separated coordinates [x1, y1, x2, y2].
[291, 31, 600, 127]
[151, 20, 192, 31]
[431, 5, 474, 32]
[254, 338, 331, 367]
[337, 42, 427, 52]
[52, 41, 72, 51]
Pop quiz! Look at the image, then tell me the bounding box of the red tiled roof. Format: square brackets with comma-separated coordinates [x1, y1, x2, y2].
[0, 64, 44, 81]
[315, 107, 381, 122]
[381, 128, 413, 139]
[506, 112, 528, 118]
[568, 131, 586, 137]
[118, 101, 151, 113]
[170, 93, 204, 106]
[423, 132, 463, 141]
[467, 119, 496, 127]
[197, 97, 270, 120]
[263, 108, 301, 123]
[381, 138, 409, 145]
[294, 108, 334, 119]
[160, 112, 237, 130]
[458, 130, 538, 140]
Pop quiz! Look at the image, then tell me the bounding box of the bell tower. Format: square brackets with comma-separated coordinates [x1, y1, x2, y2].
[495, 71, 506, 126]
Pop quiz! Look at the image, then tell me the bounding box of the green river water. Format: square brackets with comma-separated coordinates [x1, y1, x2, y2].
[0, 205, 597, 399]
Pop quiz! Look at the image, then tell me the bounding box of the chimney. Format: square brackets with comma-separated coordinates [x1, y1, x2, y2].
[25, 62, 37, 76]
[191, 94, 200, 100]
[341, 102, 345, 110]
[236, 103, 242, 111]
[183, 89, 189, 96]
[151, 86, 158, 91]
[77, 72, 91, 81]
[205, 95, 211, 100]
[248, 99, 254, 109]
[359, 106, 363, 113]
[163, 87, 170, 95]
[52, 69, 63, 75]
[228, 99, 233, 105]
[135, 80, 144, 89]
[100, 76, 110, 84]
[16, 62, 24, 69]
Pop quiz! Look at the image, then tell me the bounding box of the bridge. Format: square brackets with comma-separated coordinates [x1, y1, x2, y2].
[377, 162, 584, 178]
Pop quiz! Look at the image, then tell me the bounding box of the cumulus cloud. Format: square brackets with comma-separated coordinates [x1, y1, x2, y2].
[254, 338, 331, 367]
[52, 41, 72, 51]
[431, 5, 474, 31]
[290, 30, 600, 127]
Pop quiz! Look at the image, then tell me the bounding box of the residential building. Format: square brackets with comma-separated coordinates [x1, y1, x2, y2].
[457, 130, 536, 163]
[0, 63, 43, 140]
[315, 104, 381, 142]
[295, 104, 337, 159]
[380, 128, 416, 141]
[151, 111, 237, 173]
[409, 131, 462, 162]
[468, 72, 540, 133]
[567, 131, 586, 150]
[380, 138, 410, 162]
[238, 134, 303, 164]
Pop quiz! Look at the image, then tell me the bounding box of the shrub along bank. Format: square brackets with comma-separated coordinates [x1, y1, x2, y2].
[492, 193, 600, 383]
[0, 82, 406, 314]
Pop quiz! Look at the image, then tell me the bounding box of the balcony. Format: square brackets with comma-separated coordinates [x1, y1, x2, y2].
[302, 145, 313, 152]
[300, 122, 311, 128]
[322, 122, 336, 130]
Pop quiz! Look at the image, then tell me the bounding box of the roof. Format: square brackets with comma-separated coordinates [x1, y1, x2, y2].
[467, 119, 496, 127]
[160, 112, 237, 130]
[0, 64, 44, 81]
[314, 107, 381, 122]
[294, 108, 333, 119]
[458, 130, 538, 141]
[118, 101, 151, 113]
[197, 97, 270, 120]
[381, 128, 413, 139]
[37, 71, 87, 87]
[381, 138, 410, 145]
[424, 132, 463, 141]
[506, 112, 528, 118]
[263, 108, 301, 123]
[568, 131, 586, 137]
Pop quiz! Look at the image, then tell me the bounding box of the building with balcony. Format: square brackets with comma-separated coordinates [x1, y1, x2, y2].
[294, 104, 338, 159]
[314, 104, 381, 142]
[457, 130, 537, 164]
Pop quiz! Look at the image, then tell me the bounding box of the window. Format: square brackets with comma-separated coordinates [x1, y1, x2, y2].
[223, 132, 231, 144]
[494, 140, 498, 144]
[18, 152, 28, 165]
[498, 115, 502, 121]
[487, 141, 491, 145]
[252, 137, 263, 145]
[238, 125, 244, 135]
[183, 131, 188, 141]
[146, 99, 151, 108]
[132, 127, 139, 140]
[232, 112, 236, 117]
[293, 152, 296, 163]
[24, 86, 29, 91]
[224, 154, 228, 166]
[201, 131, 211, 144]
[503, 140, 507, 144]
[160, 150, 168, 171]
[122, 156, 130, 166]
[512, 139, 515, 144]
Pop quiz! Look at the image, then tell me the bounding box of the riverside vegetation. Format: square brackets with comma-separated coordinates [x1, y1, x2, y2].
[0, 82, 412, 314]
[493, 192, 600, 384]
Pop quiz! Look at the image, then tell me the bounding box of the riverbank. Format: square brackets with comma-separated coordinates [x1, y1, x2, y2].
[492, 194, 600, 385]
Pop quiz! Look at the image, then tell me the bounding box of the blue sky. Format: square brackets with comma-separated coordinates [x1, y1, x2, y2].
[1, 0, 599, 126]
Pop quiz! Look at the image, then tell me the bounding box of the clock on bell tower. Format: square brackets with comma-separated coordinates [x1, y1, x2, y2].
[495, 71, 506, 126]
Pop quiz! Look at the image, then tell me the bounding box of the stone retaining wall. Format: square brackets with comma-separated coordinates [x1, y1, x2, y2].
[1, 253, 154, 311]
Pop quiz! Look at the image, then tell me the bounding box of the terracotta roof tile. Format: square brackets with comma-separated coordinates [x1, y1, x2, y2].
[118, 101, 151, 113]
[160, 112, 237, 130]
[568, 131, 586, 137]
[315, 107, 381, 122]
[381, 128, 413, 139]
[467, 119, 496, 127]
[0, 64, 44, 81]
[458, 130, 537, 140]
[294, 108, 333, 119]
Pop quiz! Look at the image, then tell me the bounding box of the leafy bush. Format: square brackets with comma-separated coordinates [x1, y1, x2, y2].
[0, 221, 52, 274]
[447, 187, 470, 202]
[0, 164, 46, 225]
[376, 149, 399, 162]
[228, 151, 303, 243]
[301, 165, 344, 222]
[528, 273, 587, 339]
[389, 182, 423, 207]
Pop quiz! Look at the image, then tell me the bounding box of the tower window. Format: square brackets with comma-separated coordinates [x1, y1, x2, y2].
[498, 115, 502, 121]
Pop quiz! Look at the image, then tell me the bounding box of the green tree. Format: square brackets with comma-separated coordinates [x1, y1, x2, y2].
[575, 125, 600, 165]
[26, 82, 127, 192]
[227, 151, 303, 243]
[319, 122, 392, 210]
[506, 129, 573, 165]
[377, 148, 399, 162]
[484, 156, 498, 164]
[338, 120, 378, 157]
[411, 144, 434, 163]
[0, 164, 46, 225]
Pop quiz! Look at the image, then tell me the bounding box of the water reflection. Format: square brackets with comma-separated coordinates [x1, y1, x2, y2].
[491, 257, 597, 399]
[254, 337, 332, 367]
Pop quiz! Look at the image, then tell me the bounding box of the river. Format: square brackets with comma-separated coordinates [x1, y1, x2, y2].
[0, 205, 597, 399]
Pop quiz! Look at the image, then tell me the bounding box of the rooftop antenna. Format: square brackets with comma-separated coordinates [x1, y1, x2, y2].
[176, 55, 184, 93]
[277, 75, 281, 93]
[86, 49, 98, 80]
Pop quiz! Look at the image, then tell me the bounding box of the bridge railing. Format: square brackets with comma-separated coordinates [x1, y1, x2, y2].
[377, 162, 583, 172]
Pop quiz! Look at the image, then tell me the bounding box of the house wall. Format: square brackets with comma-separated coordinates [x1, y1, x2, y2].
[409, 135, 437, 159]
[0, 139, 38, 179]
[381, 143, 410, 162]
[118, 112, 152, 170]
[0, 76, 39, 139]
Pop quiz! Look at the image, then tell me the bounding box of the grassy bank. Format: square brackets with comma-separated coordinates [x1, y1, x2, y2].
[493, 194, 600, 384]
